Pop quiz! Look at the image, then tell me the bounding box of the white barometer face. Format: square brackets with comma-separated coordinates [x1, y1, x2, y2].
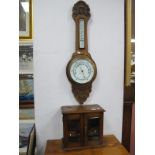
[70, 59, 95, 84]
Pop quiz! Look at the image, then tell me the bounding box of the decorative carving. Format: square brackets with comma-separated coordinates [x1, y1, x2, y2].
[72, 0, 90, 20]
[72, 84, 92, 104]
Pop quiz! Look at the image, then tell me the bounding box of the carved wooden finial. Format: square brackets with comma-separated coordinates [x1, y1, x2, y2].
[72, 0, 90, 20]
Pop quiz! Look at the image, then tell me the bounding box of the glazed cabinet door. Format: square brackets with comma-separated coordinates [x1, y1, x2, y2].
[84, 112, 103, 146]
[63, 114, 84, 148]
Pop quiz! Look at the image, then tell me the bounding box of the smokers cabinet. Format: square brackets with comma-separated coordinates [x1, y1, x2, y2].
[61, 104, 105, 150]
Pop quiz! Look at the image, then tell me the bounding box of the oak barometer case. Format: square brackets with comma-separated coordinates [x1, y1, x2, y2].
[66, 0, 97, 104]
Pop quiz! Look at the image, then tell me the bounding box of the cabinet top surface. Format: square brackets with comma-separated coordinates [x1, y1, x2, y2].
[61, 104, 105, 114]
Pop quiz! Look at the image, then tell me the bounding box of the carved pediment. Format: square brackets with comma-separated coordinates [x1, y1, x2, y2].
[72, 0, 90, 20]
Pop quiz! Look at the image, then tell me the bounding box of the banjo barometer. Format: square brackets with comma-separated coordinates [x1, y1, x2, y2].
[66, 0, 97, 104]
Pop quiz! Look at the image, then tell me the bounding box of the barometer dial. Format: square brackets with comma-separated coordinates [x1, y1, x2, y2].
[69, 58, 95, 84]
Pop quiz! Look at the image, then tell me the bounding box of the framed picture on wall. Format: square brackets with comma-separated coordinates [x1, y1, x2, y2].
[19, 108, 34, 120]
[19, 119, 35, 154]
[125, 0, 135, 86]
[19, 45, 33, 74]
[19, 74, 34, 108]
[19, 0, 32, 40]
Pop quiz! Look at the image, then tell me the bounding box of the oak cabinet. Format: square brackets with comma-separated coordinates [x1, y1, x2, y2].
[61, 104, 105, 150]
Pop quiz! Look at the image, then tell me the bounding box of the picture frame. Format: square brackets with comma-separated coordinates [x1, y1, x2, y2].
[19, 74, 34, 108]
[27, 125, 36, 155]
[19, 0, 33, 40]
[19, 108, 34, 120]
[125, 0, 135, 86]
[19, 119, 35, 154]
[19, 44, 33, 74]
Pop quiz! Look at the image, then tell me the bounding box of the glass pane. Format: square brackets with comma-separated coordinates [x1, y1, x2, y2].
[68, 119, 80, 142]
[87, 117, 100, 140]
[79, 19, 85, 48]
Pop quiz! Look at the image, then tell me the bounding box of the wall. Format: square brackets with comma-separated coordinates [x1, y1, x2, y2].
[34, 0, 124, 154]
